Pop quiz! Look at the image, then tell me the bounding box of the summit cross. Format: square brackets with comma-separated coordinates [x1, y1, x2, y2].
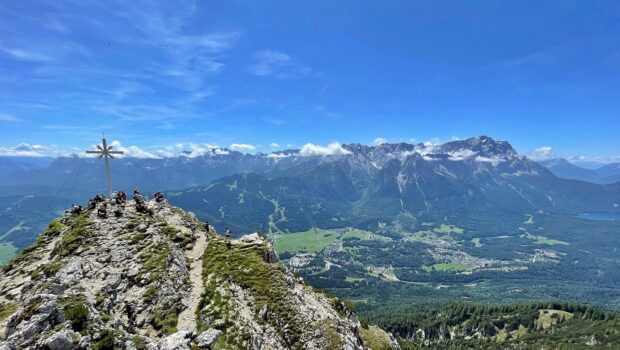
[85, 134, 123, 198]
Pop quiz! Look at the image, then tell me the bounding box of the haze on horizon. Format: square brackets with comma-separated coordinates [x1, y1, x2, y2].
[1, 1, 619, 162]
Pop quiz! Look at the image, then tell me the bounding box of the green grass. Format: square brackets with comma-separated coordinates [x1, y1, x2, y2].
[138, 241, 171, 282]
[433, 224, 464, 234]
[152, 307, 179, 335]
[345, 276, 366, 283]
[404, 230, 456, 243]
[274, 227, 387, 254]
[199, 238, 348, 349]
[424, 263, 473, 272]
[92, 329, 116, 350]
[274, 227, 338, 254]
[341, 228, 389, 241]
[53, 212, 94, 257]
[537, 309, 573, 329]
[64, 301, 90, 332]
[522, 232, 569, 245]
[0, 242, 17, 265]
[0, 302, 18, 322]
[360, 325, 395, 350]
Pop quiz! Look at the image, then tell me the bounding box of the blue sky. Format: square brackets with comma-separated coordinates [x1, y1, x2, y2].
[0, 1, 619, 161]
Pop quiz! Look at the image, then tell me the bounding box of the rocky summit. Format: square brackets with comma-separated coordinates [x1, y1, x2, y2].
[0, 197, 399, 349]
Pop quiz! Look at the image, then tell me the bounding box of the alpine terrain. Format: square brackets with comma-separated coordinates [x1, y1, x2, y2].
[0, 197, 399, 350]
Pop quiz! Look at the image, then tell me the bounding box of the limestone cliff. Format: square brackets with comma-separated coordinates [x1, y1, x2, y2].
[0, 198, 399, 350]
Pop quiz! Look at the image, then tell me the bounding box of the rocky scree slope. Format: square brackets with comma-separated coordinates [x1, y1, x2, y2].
[0, 199, 399, 350]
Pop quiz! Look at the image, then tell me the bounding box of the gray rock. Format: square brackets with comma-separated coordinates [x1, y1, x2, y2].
[39, 330, 74, 350]
[238, 232, 263, 244]
[195, 329, 222, 348]
[258, 305, 268, 321]
[157, 331, 193, 350]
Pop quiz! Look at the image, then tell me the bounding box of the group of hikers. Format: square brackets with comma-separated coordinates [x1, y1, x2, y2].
[67, 188, 166, 219]
[66, 190, 237, 245]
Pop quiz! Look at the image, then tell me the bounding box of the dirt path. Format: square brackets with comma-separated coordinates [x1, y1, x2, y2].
[177, 231, 208, 332]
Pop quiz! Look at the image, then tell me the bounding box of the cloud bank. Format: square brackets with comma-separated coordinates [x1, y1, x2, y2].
[299, 142, 351, 156]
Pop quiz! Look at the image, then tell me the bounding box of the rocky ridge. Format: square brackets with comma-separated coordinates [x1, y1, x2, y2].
[0, 197, 399, 349]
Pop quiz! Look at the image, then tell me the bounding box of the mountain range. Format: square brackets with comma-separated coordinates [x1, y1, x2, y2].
[1, 136, 619, 316]
[539, 158, 620, 184]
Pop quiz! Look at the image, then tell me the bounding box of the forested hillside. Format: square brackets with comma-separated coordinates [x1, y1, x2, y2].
[369, 302, 619, 349]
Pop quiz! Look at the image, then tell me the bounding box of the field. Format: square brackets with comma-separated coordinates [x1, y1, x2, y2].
[433, 224, 464, 234]
[522, 232, 569, 245]
[273, 227, 388, 255]
[537, 309, 574, 329]
[422, 263, 473, 272]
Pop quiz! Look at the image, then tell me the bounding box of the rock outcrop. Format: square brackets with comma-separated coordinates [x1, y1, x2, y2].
[0, 198, 399, 349]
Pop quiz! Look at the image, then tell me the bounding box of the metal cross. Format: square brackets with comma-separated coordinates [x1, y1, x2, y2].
[86, 134, 123, 198]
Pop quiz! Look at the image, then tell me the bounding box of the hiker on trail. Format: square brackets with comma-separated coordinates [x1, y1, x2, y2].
[97, 203, 108, 218]
[204, 221, 210, 233]
[225, 227, 231, 246]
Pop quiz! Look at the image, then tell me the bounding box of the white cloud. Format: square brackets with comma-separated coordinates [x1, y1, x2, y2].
[230, 143, 256, 152]
[248, 49, 312, 78]
[424, 138, 441, 146]
[107, 141, 159, 159]
[373, 138, 388, 146]
[249, 50, 289, 76]
[155, 143, 223, 158]
[0, 46, 50, 62]
[535, 146, 553, 155]
[0, 143, 61, 157]
[269, 143, 280, 148]
[299, 142, 351, 157]
[529, 146, 553, 160]
[267, 152, 291, 159]
[447, 149, 477, 161]
[213, 148, 229, 155]
[0, 114, 19, 122]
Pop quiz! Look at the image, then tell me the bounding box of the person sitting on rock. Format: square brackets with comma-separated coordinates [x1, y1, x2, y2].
[94, 193, 106, 203]
[133, 188, 144, 202]
[87, 199, 96, 210]
[114, 191, 124, 205]
[153, 191, 165, 203]
[114, 205, 124, 217]
[204, 221, 210, 233]
[97, 203, 108, 218]
[120, 191, 127, 203]
[135, 199, 153, 215]
[74, 205, 83, 215]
